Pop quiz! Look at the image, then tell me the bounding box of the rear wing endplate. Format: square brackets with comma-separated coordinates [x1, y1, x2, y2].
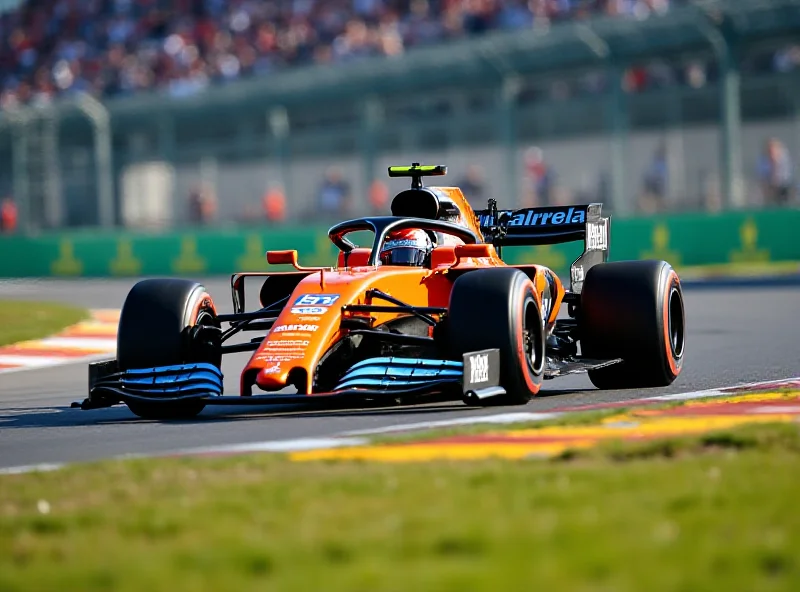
[475, 202, 609, 293]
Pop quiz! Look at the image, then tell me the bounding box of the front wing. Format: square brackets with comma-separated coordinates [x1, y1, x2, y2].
[78, 351, 507, 410]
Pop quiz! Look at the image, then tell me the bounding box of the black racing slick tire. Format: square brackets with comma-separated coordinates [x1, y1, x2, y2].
[580, 260, 685, 390]
[117, 279, 221, 420]
[447, 268, 545, 405]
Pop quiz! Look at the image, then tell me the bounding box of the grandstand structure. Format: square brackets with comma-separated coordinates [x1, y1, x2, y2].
[0, 0, 799, 230]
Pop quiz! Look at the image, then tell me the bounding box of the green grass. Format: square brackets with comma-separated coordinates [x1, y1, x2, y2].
[2, 423, 800, 591]
[0, 300, 88, 346]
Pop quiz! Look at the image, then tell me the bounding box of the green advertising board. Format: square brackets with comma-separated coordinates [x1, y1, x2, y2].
[0, 209, 797, 279]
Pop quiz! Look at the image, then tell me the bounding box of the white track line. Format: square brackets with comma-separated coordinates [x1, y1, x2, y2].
[0, 355, 75, 367]
[0, 463, 64, 475]
[0, 309, 118, 374]
[35, 337, 117, 350]
[171, 437, 370, 456]
[0, 353, 113, 375]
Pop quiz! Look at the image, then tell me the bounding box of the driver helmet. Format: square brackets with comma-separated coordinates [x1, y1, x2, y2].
[379, 228, 433, 266]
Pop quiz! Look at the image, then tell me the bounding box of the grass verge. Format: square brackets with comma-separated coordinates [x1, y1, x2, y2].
[0, 300, 88, 347]
[1, 422, 799, 591]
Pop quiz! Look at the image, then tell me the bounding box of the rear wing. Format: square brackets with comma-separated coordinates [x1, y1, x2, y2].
[475, 202, 609, 293]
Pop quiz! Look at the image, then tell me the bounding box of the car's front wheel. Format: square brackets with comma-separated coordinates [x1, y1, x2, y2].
[117, 279, 221, 419]
[447, 268, 545, 405]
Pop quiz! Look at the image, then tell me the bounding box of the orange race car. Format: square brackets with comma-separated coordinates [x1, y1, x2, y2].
[81, 164, 686, 419]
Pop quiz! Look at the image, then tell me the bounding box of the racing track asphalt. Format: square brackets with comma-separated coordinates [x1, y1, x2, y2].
[0, 277, 798, 469]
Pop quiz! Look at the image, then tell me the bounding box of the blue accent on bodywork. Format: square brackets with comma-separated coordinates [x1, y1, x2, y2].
[334, 357, 463, 391]
[95, 362, 223, 397]
[347, 357, 463, 370]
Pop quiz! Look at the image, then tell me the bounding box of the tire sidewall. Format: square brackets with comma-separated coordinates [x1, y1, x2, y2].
[511, 276, 545, 395]
[658, 268, 684, 381]
[447, 268, 545, 404]
[116, 279, 218, 419]
[581, 260, 686, 389]
[117, 279, 219, 371]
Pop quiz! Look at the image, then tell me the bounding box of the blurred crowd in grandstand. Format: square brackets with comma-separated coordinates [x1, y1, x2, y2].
[2, 0, 799, 107]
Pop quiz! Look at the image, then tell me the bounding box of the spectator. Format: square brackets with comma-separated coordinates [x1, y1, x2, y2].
[0, 198, 17, 233]
[522, 146, 555, 207]
[368, 178, 389, 214]
[317, 167, 351, 217]
[457, 164, 486, 209]
[262, 185, 287, 223]
[773, 46, 800, 73]
[639, 142, 669, 213]
[187, 183, 217, 225]
[757, 138, 793, 206]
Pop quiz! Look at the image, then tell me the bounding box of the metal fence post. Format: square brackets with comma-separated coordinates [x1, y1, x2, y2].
[500, 76, 521, 206]
[75, 93, 114, 227]
[360, 97, 383, 214]
[795, 90, 800, 175]
[268, 106, 290, 201]
[40, 105, 62, 229]
[719, 32, 744, 208]
[608, 61, 629, 216]
[692, 7, 745, 209]
[5, 108, 30, 232]
[157, 112, 176, 161]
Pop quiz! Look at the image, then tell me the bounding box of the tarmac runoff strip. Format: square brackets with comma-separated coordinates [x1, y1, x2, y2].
[0, 309, 119, 375]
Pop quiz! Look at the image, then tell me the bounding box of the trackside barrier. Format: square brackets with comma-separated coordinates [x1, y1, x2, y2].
[0, 209, 797, 278]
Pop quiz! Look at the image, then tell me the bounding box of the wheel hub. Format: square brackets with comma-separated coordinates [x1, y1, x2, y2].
[667, 286, 685, 359]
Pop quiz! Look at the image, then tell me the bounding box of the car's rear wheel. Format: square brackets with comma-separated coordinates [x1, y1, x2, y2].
[117, 279, 220, 419]
[580, 260, 685, 389]
[447, 268, 545, 405]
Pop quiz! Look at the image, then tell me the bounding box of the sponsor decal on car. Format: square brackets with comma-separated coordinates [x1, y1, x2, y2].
[264, 339, 310, 348]
[257, 338, 311, 361]
[384, 239, 422, 249]
[256, 354, 303, 362]
[479, 206, 586, 228]
[586, 221, 608, 250]
[272, 324, 319, 333]
[469, 354, 489, 384]
[293, 294, 340, 307]
[259, 339, 311, 359]
[462, 349, 501, 395]
[263, 364, 283, 374]
[571, 265, 585, 284]
[290, 306, 329, 315]
[540, 290, 552, 327]
[296, 316, 321, 322]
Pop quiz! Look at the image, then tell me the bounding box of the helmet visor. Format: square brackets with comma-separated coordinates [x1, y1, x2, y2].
[380, 247, 427, 266]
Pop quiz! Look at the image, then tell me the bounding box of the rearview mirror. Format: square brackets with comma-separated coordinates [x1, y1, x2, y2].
[454, 244, 494, 259]
[266, 250, 299, 266]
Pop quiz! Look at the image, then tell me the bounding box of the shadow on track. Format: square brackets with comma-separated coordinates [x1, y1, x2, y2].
[0, 387, 596, 430]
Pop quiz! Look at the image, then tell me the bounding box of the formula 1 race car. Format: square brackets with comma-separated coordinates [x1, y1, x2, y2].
[81, 164, 685, 419]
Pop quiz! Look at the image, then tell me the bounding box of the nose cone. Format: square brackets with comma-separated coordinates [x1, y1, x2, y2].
[255, 367, 289, 391]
